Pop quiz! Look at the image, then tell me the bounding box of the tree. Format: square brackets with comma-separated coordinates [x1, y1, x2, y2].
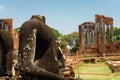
[59, 32, 79, 54]
[114, 27, 120, 42]
[50, 27, 61, 40]
[58, 35, 68, 48]
[67, 32, 79, 53]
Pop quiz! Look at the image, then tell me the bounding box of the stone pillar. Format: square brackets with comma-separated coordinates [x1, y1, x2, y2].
[79, 25, 83, 53]
[110, 18, 114, 43]
[111, 24, 114, 43]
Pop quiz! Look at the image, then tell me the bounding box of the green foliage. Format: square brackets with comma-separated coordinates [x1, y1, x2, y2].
[59, 40, 67, 48]
[114, 27, 120, 42]
[57, 35, 67, 48]
[59, 32, 79, 53]
[50, 27, 61, 40]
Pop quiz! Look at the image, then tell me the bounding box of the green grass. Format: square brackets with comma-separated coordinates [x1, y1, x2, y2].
[74, 62, 120, 80]
[77, 74, 120, 80]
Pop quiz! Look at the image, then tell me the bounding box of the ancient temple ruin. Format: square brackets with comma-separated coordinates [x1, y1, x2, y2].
[0, 19, 13, 77]
[0, 19, 19, 51]
[79, 14, 120, 57]
[0, 19, 13, 35]
[0, 19, 19, 78]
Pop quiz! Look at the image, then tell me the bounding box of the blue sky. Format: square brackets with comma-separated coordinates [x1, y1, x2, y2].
[0, 0, 120, 34]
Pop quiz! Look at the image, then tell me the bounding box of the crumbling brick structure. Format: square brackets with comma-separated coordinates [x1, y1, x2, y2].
[0, 18, 19, 77]
[0, 19, 19, 52]
[0, 19, 13, 76]
[0, 19, 13, 35]
[79, 14, 120, 57]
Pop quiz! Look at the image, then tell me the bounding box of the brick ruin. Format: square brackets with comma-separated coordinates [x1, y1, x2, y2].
[0, 19, 19, 77]
[0, 19, 19, 64]
[0, 19, 19, 52]
[79, 14, 120, 57]
[0, 19, 13, 35]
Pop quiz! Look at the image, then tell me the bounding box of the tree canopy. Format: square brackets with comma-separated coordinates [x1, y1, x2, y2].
[114, 27, 120, 42]
[58, 32, 79, 54]
[51, 27, 61, 40]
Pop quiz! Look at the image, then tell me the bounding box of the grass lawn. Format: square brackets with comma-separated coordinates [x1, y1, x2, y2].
[74, 62, 120, 80]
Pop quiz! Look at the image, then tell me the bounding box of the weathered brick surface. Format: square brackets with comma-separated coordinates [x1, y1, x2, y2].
[0, 19, 19, 51]
[79, 14, 120, 57]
